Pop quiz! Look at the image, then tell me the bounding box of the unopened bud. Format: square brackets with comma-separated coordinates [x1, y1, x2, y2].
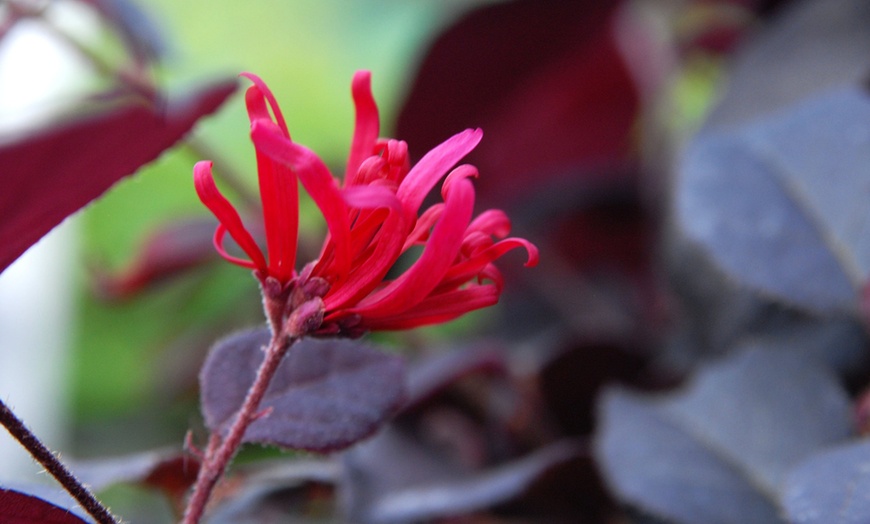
[285, 297, 325, 337]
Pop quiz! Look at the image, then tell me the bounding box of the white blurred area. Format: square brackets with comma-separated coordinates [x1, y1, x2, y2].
[0, 1, 96, 482]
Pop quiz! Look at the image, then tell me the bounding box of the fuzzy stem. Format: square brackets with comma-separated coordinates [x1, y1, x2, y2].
[181, 331, 294, 524]
[0, 399, 118, 524]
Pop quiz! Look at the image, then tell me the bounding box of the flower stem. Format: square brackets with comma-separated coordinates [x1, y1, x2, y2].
[181, 331, 295, 524]
[0, 399, 118, 524]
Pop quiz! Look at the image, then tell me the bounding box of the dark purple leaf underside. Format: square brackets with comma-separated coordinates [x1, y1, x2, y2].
[200, 328, 406, 452]
[782, 440, 870, 524]
[0, 488, 89, 524]
[595, 347, 853, 524]
[0, 77, 238, 275]
[677, 87, 870, 314]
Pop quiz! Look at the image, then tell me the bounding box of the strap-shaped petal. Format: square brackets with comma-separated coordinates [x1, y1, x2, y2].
[396, 128, 482, 215]
[251, 121, 352, 277]
[353, 166, 477, 317]
[354, 284, 500, 330]
[345, 71, 380, 185]
[193, 161, 266, 272]
[240, 72, 290, 137]
[253, 148, 298, 282]
[322, 185, 406, 310]
[435, 237, 539, 293]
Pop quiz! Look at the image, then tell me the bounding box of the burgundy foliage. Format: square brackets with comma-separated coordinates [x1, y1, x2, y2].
[0, 488, 89, 524]
[0, 78, 237, 275]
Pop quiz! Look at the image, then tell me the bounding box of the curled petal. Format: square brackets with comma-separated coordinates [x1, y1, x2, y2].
[403, 203, 444, 251]
[213, 224, 258, 269]
[240, 72, 290, 136]
[397, 128, 482, 215]
[437, 237, 539, 292]
[346, 71, 380, 184]
[467, 209, 511, 238]
[193, 161, 266, 272]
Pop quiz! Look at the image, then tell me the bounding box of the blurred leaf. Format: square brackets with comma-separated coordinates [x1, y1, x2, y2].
[677, 87, 870, 314]
[704, 0, 870, 130]
[83, 0, 166, 65]
[200, 328, 406, 452]
[92, 218, 219, 300]
[70, 448, 199, 509]
[343, 426, 582, 524]
[0, 487, 90, 524]
[782, 440, 870, 524]
[595, 346, 853, 524]
[402, 345, 507, 411]
[0, 77, 237, 275]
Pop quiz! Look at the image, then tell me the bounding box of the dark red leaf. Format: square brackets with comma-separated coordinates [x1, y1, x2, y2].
[70, 448, 200, 495]
[92, 218, 220, 300]
[0, 488, 89, 524]
[0, 77, 238, 275]
[396, 0, 647, 207]
[200, 328, 406, 452]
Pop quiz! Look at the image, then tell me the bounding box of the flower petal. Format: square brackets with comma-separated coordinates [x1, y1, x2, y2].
[193, 161, 266, 272]
[321, 185, 407, 311]
[251, 121, 352, 276]
[436, 237, 539, 292]
[396, 128, 482, 215]
[357, 284, 500, 330]
[240, 72, 290, 137]
[253, 148, 298, 282]
[345, 71, 380, 185]
[353, 165, 477, 317]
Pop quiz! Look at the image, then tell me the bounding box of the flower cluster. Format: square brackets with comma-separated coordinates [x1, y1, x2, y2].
[194, 71, 537, 335]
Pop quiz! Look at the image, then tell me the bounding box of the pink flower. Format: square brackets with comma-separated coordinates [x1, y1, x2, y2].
[194, 71, 538, 334]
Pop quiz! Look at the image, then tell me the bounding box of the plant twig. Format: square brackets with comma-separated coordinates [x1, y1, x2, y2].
[0, 399, 118, 524]
[181, 331, 295, 524]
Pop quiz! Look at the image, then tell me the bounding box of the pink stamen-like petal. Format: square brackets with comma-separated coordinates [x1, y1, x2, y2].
[321, 185, 407, 310]
[467, 209, 511, 238]
[402, 203, 444, 251]
[396, 128, 482, 215]
[251, 122, 352, 277]
[355, 284, 500, 330]
[240, 72, 290, 137]
[213, 224, 258, 269]
[353, 166, 477, 317]
[436, 237, 539, 292]
[193, 161, 266, 272]
[345, 71, 380, 185]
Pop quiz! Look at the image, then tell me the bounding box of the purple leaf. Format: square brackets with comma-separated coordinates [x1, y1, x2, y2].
[0, 487, 90, 524]
[677, 87, 870, 314]
[595, 346, 853, 524]
[200, 328, 406, 452]
[704, 0, 870, 130]
[782, 440, 870, 524]
[343, 429, 583, 524]
[0, 77, 238, 275]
